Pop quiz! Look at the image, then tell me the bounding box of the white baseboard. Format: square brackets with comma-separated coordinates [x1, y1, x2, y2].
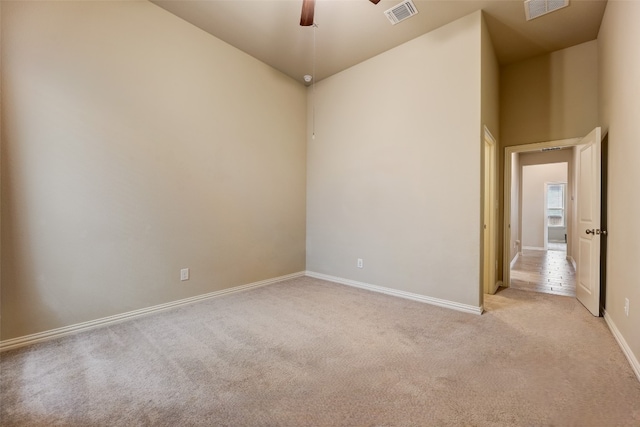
[522, 246, 545, 251]
[603, 310, 640, 383]
[510, 253, 520, 269]
[305, 271, 483, 315]
[0, 271, 306, 352]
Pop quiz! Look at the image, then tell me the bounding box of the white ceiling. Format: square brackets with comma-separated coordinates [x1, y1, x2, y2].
[152, 0, 607, 84]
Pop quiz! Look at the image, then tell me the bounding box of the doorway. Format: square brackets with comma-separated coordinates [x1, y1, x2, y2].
[520, 163, 568, 252]
[502, 129, 605, 315]
[503, 137, 581, 294]
[545, 182, 568, 252]
[511, 161, 575, 296]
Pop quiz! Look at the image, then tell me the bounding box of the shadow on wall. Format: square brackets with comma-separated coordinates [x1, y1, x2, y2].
[1, 157, 62, 337]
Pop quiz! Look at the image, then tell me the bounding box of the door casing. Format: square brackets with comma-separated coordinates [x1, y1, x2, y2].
[483, 127, 498, 295]
[502, 137, 581, 288]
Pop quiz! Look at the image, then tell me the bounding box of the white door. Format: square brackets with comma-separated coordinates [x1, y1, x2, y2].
[576, 127, 602, 316]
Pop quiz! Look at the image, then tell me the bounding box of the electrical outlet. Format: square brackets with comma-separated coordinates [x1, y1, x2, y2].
[624, 298, 629, 316]
[180, 268, 190, 281]
[357, 258, 363, 269]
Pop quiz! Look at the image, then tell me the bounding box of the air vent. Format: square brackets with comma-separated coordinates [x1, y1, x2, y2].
[541, 147, 562, 152]
[384, 0, 418, 25]
[524, 0, 569, 21]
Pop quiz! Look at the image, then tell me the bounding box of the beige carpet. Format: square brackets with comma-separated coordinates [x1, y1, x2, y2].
[1, 276, 639, 426]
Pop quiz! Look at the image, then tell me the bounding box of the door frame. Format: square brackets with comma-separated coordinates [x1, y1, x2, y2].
[599, 133, 609, 315]
[503, 137, 581, 288]
[483, 127, 498, 294]
[544, 179, 568, 250]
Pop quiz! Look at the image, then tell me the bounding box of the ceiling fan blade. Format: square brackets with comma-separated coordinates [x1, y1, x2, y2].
[300, 0, 315, 26]
[369, 0, 381, 4]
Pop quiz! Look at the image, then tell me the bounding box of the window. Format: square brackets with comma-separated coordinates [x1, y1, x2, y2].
[547, 183, 566, 227]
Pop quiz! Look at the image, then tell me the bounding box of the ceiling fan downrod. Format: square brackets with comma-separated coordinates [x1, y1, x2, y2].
[300, 0, 381, 26]
[300, 0, 315, 26]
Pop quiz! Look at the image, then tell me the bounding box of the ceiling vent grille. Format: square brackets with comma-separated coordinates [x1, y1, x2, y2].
[524, 0, 569, 21]
[384, 0, 419, 25]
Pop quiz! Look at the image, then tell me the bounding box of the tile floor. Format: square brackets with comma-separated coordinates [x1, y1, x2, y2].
[509, 246, 576, 297]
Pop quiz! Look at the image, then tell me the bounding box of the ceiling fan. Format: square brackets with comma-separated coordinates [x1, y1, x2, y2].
[300, 0, 381, 26]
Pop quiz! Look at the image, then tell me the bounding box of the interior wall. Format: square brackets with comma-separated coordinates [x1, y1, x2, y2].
[521, 163, 568, 249]
[481, 14, 500, 138]
[306, 12, 483, 308]
[0, 1, 307, 340]
[598, 0, 640, 372]
[501, 40, 598, 147]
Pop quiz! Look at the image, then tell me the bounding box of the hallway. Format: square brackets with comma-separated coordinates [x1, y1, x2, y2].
[510, 247, 576, 297]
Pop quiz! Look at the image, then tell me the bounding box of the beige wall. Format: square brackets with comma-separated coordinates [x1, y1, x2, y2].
[521, 163, 568, 249]
[481, 13, 500, 139]
[598, 0, 640, 372]
[306, 12, 483, 307]
[501, 40, 598, 147]
[1, 1, 307, 339]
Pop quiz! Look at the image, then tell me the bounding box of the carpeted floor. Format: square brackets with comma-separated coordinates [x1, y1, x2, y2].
[1, 276, 639, 426]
